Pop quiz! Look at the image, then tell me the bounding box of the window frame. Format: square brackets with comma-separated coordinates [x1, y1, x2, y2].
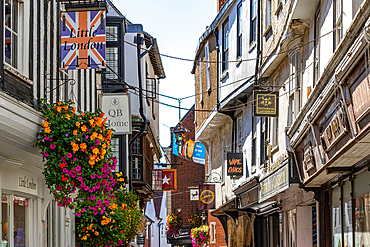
[265, 0, 271, 29]
[237, 2, 242, 59]
[313, 5, 320, 86]
[288, 50, 302, 125]
[250, 0, 257, 45]
[222, 18, 229, 73]
[199, 60, 203, 103]
[205, 42, 211, 91]
[105, 18, 124, 84]
[333, 0, 343, 50]
[4, 0, 20, 69]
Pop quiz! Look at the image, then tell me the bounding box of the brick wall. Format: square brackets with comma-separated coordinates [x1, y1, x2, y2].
[170, 107, 206, 223]
[208, 213, 227, 247]
[194, 35, 218, 133]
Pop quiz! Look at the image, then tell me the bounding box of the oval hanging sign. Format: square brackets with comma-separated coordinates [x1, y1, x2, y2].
[187, 139, 195, 158]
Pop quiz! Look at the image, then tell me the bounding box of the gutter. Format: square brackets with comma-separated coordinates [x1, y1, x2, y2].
[129, 34, 148, 191]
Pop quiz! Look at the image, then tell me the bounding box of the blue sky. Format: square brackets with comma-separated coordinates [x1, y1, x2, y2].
[114, 1, 217, 148]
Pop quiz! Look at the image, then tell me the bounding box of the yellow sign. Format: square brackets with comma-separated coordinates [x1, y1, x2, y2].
[187, 139, 195, 158]
[253, 91, 279, 117]
[200, 190, 215, 204]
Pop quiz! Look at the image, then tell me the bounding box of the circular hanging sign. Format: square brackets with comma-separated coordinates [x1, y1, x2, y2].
[200, 190, 215, 205]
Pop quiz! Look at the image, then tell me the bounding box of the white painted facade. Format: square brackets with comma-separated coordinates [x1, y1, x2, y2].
[144, 192, 171, 247]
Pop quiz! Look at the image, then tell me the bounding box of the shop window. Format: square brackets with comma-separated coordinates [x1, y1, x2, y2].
[2, 194, 10, 247]
[354, 171, 370, 246]
[13, 196, 29, 247]
[343, 180, 352, 247]
[287, 209, 297, 247]
[106, 47, 119, 80]
[332, 186, 342, 247]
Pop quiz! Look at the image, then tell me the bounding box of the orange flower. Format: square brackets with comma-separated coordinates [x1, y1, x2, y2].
[43, 121, 49, 128]
[92, 148, 100, 155]
[76, 122, 81, 127]
[72, 107, 76, 113]
[73, 130, 78, 135]
[45, 127, 51, 133]
[65, 114, 71, 120]
[80, 143, 87, 151]
[90, 132, 98, 140]
[58, 102, 62, 105]
[81, 125, 87, 132]
[88, 159, 95, 166]
[56, 107, 62, 113]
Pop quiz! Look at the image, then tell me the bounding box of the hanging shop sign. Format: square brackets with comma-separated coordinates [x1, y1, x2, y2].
[199, 184, 216, 210]
[61, 10, 106, 70]
[152, 169, 177, 191]
[227, 152, 243, 176]
[253, 91, 279, 117]
[102, 93, 132, 134]
[172, 134, 205, 164]
[190, 189, 199, 201]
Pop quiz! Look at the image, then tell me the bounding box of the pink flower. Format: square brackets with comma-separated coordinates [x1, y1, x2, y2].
[41, 152, 49, 157]
[75, 165, 81, 171]
[90, 174, 96, 179]
[44, 136, 49, 141]
[91, 195, 96, 200]
[67, 153, 72, 158]
[73, 157, 77, 162]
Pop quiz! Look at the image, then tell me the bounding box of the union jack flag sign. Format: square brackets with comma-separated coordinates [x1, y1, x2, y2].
[61, 11, 106, 70]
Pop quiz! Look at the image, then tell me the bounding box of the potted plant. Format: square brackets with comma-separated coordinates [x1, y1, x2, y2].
[190, 225, 209, 247]
[166, 212, 183, 236]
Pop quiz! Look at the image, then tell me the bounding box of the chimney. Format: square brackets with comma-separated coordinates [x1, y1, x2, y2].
[217, 0, 226, 12]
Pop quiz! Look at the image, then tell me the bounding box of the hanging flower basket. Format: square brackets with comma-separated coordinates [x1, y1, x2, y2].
[34, 100, 116, 209]
[166, 212, 183, 236]
[190, 225, 209, 247]
[75, 175, 142, 247]
[188, 213, 202, 229]
[35, 100, 143, 246]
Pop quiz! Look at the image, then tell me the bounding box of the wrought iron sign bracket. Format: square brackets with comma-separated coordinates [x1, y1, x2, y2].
[204, 172, 222, 184]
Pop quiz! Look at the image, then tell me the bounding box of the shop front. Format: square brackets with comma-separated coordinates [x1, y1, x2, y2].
[0, 94, 76, 247]
[248, 156, 315, 247]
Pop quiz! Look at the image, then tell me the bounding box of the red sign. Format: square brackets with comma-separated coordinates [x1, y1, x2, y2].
[199, 184, 216, 210]
[1, 195, 8, 203]
[162, 169, 177, 191]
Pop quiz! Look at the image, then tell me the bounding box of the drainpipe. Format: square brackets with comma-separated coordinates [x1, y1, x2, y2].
[213, 29, 220, 110]
[129, 34, 148, 191]
[254, 0, 261, 81]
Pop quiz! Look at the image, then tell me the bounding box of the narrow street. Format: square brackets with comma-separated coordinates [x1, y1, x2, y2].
[1, 0, 370, 247]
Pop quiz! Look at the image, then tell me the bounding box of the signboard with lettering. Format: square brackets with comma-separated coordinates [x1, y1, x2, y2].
[320, 105, 348, 152]
[253, 91, 279, 117]
[172, 134, 205, 164]
[167, 227, 192, 244]
[102, 93, 132, 134]
[190, 189, 199, 201]
[137, 236, 145, 245]
[199, 184, 215, 210]
[259, 163, 289, 202]
[227, 153, 243, 176]
[61, 10, 106, 70]
[18, 176, 37, 196]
